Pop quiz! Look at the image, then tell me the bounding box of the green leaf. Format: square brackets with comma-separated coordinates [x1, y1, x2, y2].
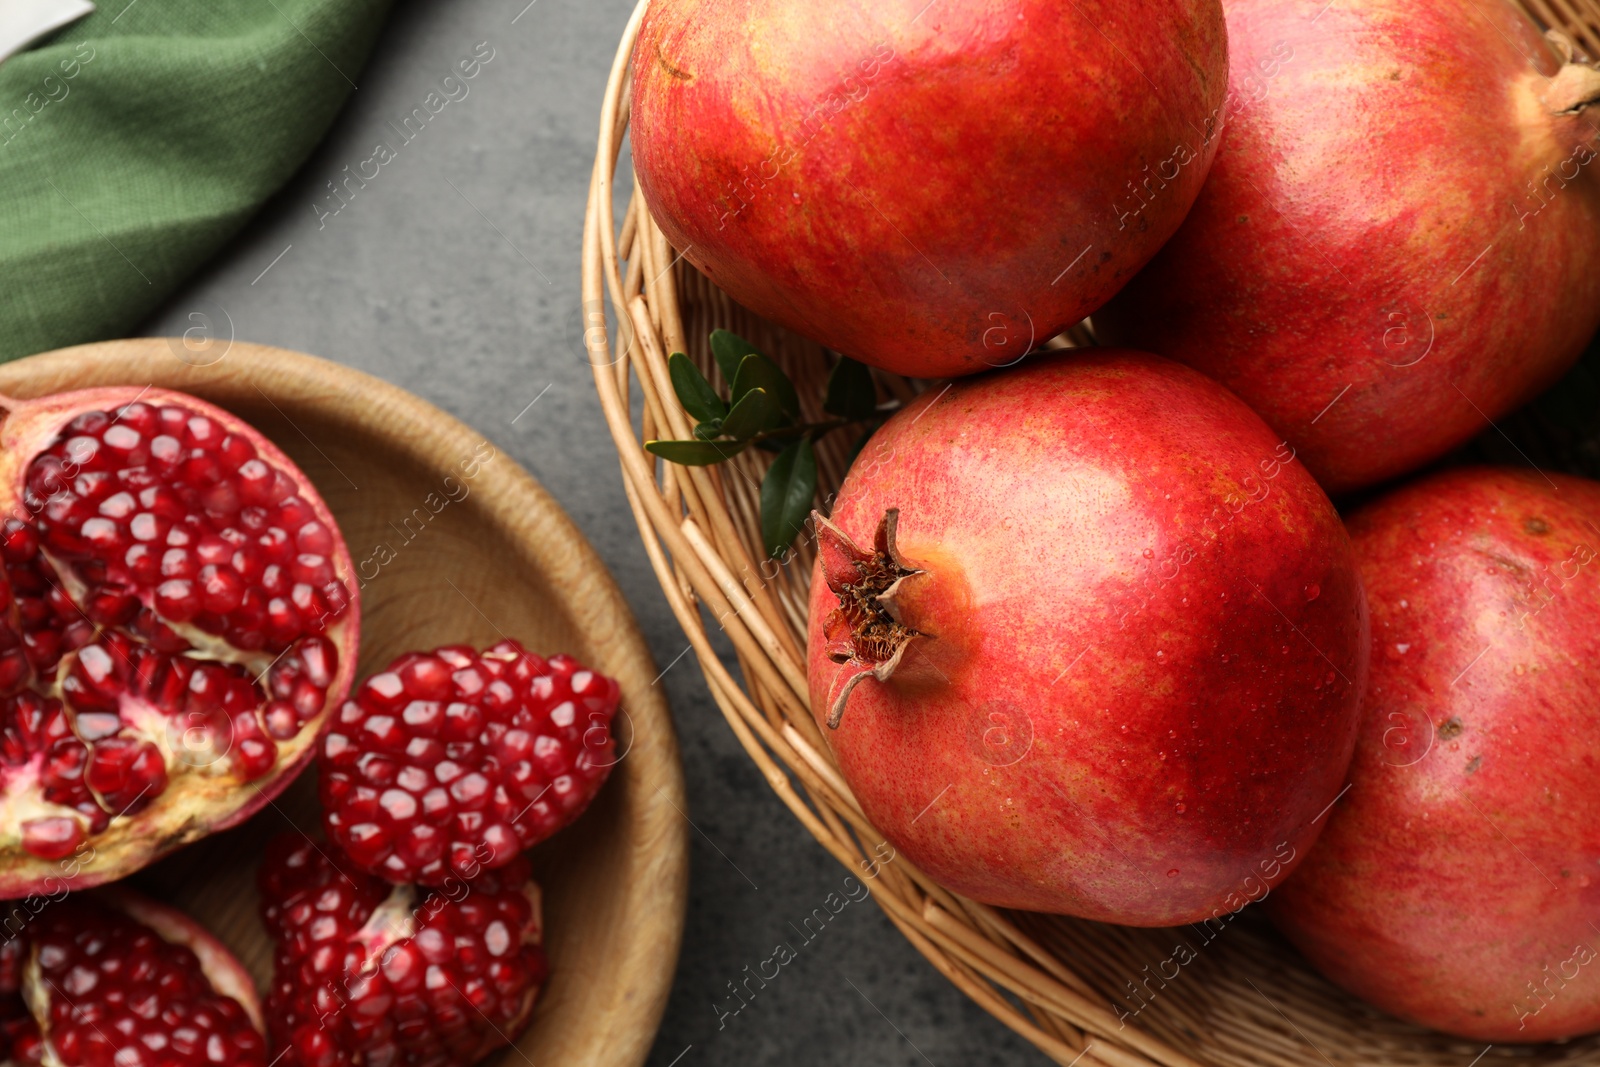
[693, 419, 723, 440]
[645, 438, 750, 466]
[719, 387, 783, 441]
[761, 438, 817, 558]
[730, 352, 801, 421]
[824, 356, 878, 421]
[669, 352, 727, 423]
[710, 329, 760, 387]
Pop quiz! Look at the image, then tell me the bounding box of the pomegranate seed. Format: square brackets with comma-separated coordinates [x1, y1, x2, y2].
[264, 702, 299, 740]
[320, 640, 619, 884]
[343, 823, 390, 865]
[278, 497, 314, 529]
[234, 735, 278, 780]
[197, 565, 245, 614]
[155, 578, 198, 621]
[62, 435, 100, 468]
[216, 433, 255, 470]
[20, 816, 82, 860]
[150, 433, 183, 468]
[160, 547, 194, 577]
[295, 521, 334, 555]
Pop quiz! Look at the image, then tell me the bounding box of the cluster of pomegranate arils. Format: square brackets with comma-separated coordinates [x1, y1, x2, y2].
[0, 386, 622, 1067]
[320, 639, 622, 884]
[262, 636, 621, 1067]
[0, 888, 270, 1067]
[0, 395, 357, 877]
[259, 834, 549, 1067]
[0, 386, 359, 1067]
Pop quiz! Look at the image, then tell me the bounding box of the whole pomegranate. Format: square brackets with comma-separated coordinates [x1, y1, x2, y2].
[0, 886, 266, 1066]
[807, 352, 1368, 924]
[320, 639, 619, 884]
[0, 388, 359, 896]
[630, 0, 1228, 378]
[259, 833, 547, 1067]
[1269, 467, 1600, 1042]
[1097, 0, 1600, 494]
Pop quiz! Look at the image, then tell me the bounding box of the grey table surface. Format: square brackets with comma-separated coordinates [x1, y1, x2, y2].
[139, 0, 1041, 1063]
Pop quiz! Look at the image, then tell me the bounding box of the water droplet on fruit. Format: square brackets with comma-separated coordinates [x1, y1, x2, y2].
[1158, 750, 1167, 760]
[1303, 583, 1320, 601]
[1175, 802, 1186, 814]
[1166, 868, 1179, 877]
[1119, 724, 1129, 733]
[792, 192, 801, 203]
[1486, 566, 1497, 575]
[1168, 730, 1176, 739]
[1142, 548, 1155, 559]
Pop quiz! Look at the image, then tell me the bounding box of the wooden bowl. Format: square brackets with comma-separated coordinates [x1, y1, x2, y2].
[0, 339, 688, 1067]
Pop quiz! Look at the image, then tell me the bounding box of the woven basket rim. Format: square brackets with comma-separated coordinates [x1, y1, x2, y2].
[580, 2, 1600, 1063]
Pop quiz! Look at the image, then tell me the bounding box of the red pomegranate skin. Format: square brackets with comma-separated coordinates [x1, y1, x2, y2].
[1096, 0, 1600, 494]
[1268, 467, 1600, 1042]
[630, 0, 1227, 378]
[806, 351, 1368, 924]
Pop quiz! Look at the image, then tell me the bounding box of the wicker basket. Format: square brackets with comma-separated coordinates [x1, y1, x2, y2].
[582, 3, 1600, 1063]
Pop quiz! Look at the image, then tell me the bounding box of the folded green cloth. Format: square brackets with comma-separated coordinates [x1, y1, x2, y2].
[0, 0, 392, 362]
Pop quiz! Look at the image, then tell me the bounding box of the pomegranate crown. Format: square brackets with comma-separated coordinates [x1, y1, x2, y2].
[1542, 29, 1600, 113]
[815, 508, 925, 728]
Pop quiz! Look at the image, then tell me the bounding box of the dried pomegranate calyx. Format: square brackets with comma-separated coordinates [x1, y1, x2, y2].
[814, 509, 925, 728]
[1542, 30, 1600, 113]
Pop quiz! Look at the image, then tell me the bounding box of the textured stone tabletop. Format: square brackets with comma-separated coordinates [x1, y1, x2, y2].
[142, 0, 1038, 1062]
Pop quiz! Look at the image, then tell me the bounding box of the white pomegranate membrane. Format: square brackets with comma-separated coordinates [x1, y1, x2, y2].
[0, 394, 358, 892]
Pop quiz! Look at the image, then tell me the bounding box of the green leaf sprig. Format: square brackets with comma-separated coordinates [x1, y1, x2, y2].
[645, 329, 887, 558]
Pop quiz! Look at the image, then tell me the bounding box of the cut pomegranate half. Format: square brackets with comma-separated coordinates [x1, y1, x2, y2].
[0, 388, 360, 896]
[0, 885, 266, 1066]
[259, 832, 547, 1067]
[320, 639, 617, 884]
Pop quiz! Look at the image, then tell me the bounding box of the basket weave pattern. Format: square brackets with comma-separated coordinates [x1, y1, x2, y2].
[582, 2, 1600, 1062]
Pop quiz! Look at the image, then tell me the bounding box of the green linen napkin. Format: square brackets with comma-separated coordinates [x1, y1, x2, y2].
[0, 0, 393, 362]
